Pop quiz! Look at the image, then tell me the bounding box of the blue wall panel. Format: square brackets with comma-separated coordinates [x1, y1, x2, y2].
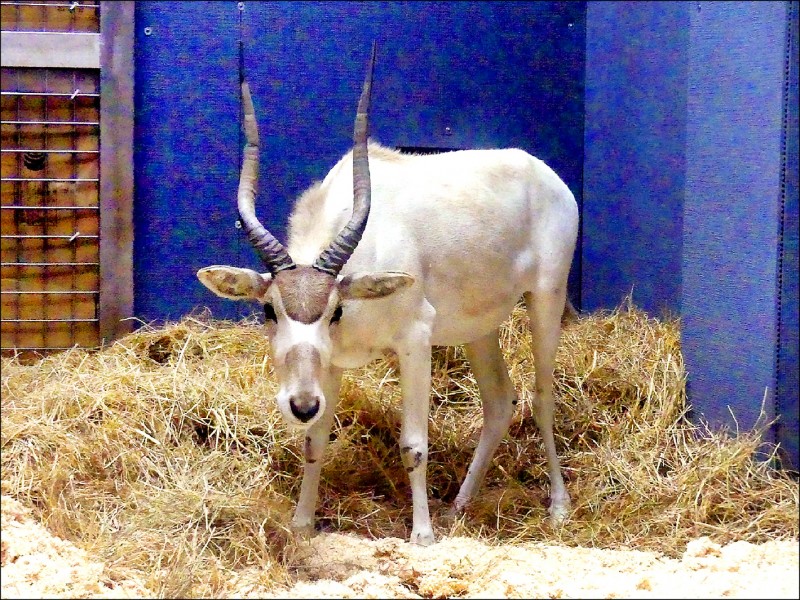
[134, 1, 586, 322]
[682, 1, 787, 442]
[134, 1, 242, 321]
[583, 1, 688, 316]
[240, 1, 586, 299]
[583, 1, 797, 468]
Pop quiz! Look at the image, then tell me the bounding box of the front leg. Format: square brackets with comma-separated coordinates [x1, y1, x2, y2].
[397, 326, 435, 546]
[290, 367, 342, 537]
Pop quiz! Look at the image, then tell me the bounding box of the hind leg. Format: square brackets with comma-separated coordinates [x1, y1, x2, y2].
[453, 329, 517, 512]
[524, 288, 570, 523]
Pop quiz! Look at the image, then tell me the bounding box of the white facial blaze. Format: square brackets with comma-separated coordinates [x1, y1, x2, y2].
[270, 291, 336, 428]
[272, 317, 332, 367]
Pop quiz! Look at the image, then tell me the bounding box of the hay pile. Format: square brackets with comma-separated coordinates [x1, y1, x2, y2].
[1, 300, 797, 597]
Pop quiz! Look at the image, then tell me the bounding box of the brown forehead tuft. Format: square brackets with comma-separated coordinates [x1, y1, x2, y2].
[274, 265, 336, 324]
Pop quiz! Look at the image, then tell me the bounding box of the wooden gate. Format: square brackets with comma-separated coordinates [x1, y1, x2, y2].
[1, 0, 133, 358]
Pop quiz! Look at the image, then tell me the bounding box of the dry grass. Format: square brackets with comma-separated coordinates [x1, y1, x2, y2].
[2, 299, 797, 597]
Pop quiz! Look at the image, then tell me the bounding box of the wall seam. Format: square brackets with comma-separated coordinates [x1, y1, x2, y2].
[774, 0, 798, 464]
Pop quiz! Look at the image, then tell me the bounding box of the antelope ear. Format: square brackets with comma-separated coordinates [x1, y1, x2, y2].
[197, 266, 272, 301]
[338, 271, 415, 300]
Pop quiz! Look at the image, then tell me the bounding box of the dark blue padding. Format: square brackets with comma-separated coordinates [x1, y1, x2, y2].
[240, 1, 586, 299]
[682, 2, 789, 443]
[133, 1, 242, 321]
[776, 2, 799, 471]
[583, 1, 798, 466]
[133, 1, 587, 322]
[583, 1, 688, 316]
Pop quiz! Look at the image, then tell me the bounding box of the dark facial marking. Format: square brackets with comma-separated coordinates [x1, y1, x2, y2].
[264, 303, 277, 322]
[274, 265, 336, 324]
[305, 435, 316, 463]
[401, 446, 423, 472]
[330, 305, 343, 323]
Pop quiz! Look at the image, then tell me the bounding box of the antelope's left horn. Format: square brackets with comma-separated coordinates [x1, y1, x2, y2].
[314, 42, 376, 276]
[238, 78, 296, 274]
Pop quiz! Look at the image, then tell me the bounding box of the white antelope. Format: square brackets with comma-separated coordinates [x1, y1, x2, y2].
[197, 46, 579, 546]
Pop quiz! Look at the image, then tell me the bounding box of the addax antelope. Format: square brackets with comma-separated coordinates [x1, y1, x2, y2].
[197, 45, 579, 546]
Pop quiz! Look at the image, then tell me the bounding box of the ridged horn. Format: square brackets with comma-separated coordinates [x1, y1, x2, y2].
[238, 78, 295, 273]
[313, 42, 376, 276]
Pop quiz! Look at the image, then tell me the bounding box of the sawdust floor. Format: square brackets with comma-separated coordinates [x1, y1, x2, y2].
[2, 495, 798, 599]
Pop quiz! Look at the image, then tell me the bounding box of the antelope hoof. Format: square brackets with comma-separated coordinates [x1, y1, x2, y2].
[446, 506, 462, 520]
[447, 498, 467, 519]
[410, 527, 435, 547]
[548, 499, 570, 526]
[290, 519, 316, 540]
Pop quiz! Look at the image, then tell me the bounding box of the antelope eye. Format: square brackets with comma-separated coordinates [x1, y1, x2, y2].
[264, 303, 277, 322]
[330, 305, 343, 323]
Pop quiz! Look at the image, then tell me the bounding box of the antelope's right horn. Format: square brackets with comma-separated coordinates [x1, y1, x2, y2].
[314, 42, 377, 276]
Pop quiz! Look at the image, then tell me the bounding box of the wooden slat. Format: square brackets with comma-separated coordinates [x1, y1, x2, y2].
[1, 204, 100, 236]
[98, 1, 134, 344]
[0, 1, 100, 34]
[1, 235, 99, 264]
[0, 31, 100, 68]
[0, 66, 100, 94]
[1, 318, 99, 349]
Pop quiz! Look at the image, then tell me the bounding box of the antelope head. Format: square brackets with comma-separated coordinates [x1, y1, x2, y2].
[197, 45, 414, 428]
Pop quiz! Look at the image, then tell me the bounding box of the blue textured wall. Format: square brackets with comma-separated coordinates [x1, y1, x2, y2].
[683, 1, 787, 444]
[134, 2, 242, 321]
[133, 1, 586, 322]
[583, 1, 798, 468]
[583, 1, 688, 316]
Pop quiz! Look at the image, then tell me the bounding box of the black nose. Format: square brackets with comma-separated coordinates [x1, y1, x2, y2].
[289, 394, 320, 423]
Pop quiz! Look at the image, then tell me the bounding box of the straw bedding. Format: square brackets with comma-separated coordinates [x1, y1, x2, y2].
[1, 300, 797, 597]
